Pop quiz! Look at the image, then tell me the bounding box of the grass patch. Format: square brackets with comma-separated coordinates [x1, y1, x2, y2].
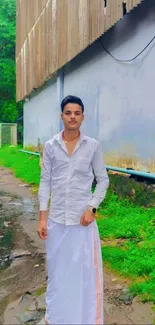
[0, 147, 155, 302]
[97, 191, 155, 302]
[0, 146, 40, 186]
[33, 285, 46, 297]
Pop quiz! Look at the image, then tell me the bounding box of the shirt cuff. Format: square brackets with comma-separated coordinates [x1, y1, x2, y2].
[39, 201, 48, 211]
[87, 197, 99, 209]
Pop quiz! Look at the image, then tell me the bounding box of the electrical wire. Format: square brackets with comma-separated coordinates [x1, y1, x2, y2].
[100, 35, 155, 63]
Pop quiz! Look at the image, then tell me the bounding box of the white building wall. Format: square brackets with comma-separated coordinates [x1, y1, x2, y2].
[24, 78, 58, 146]
[64, 0, 155, 167]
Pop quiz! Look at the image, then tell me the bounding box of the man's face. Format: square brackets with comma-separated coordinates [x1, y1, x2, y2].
[61, 103, 84, 130]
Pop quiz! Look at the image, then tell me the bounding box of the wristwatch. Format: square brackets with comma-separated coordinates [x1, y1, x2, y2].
[88, 207, 97, 214]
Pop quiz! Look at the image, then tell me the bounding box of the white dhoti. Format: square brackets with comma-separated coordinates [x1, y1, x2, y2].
[45, 219, 103, 325]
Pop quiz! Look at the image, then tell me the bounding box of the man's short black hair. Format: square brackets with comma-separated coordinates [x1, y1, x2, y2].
[61, 95, 84, 113]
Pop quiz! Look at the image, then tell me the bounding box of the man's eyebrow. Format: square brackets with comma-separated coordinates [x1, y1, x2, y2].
[64, 110, 81, 112]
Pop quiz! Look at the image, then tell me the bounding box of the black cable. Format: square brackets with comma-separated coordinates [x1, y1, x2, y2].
[100, 35, 155, 63]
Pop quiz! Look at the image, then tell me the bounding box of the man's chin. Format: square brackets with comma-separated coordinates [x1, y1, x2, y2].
[68, 125, 79, 130]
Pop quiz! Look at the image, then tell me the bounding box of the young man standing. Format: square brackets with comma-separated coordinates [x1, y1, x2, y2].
[38, 95, 109, 325]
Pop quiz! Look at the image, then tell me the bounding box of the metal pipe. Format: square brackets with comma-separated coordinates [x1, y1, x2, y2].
[19, 149, 155, 180]
[106, 165, 155, 180]
[20, 149, 40, 156]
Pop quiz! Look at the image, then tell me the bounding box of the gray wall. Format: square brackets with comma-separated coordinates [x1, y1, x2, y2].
[24, 78, 58, 146]
[64, 0, 155, 165]
[24, 0, 155, 170]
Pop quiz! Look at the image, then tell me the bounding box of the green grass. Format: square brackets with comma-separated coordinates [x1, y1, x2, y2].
[0, 146, 40, 185]
[0, 146, 155, 302]
[97, 191, 155, 302]
[33, 285, 47, 297]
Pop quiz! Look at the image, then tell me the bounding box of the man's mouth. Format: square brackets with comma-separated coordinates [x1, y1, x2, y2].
[69, 121, 77, 124]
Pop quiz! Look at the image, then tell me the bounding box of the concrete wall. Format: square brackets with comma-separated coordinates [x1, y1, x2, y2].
[24, 78, 58, 146]
[24, 0, 155, 171]
[64, 0, 155, 171]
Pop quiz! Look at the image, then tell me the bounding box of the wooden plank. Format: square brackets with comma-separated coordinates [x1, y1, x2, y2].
[67, 0, 80, 61]
[45, 3, 49, 79]
[56, 0, 68, 68]
[98, 0, 105, 37]
[79, 0, 89, 50]
[117, 0, 123, 20]
[105, 0, 111, 31]
[126, 0, 133, 12]
[51, 0, 56, 74]
[89, 0, 98, 43]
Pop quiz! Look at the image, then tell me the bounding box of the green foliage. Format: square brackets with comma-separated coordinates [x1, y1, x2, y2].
[0, 147, 40, 185]
[33, 285, 47, 297]
[108, 174, 155, 207]
[0, 0, 23, 129]
[98, 189, 155, 302]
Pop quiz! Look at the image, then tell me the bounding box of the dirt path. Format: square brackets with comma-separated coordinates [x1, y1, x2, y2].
[0, 167, 154, 324]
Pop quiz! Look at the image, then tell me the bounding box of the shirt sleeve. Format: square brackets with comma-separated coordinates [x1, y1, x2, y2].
[38, 142, 52, 211]
[88, 142, 109, 209]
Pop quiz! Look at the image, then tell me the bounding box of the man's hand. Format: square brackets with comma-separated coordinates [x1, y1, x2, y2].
[80, 209, 95, 227]
[37, 220, 47, 240]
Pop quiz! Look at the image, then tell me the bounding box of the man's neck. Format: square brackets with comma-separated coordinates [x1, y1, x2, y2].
[63, 129, 80, 141]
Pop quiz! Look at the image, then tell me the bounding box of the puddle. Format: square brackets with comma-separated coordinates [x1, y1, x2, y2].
[8, 202, 22, 207]
[22, 198, 34, 213]
[8, 198, 34, 214]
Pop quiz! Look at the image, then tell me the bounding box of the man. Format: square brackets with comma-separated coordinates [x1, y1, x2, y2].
[37, 95, 109, 325]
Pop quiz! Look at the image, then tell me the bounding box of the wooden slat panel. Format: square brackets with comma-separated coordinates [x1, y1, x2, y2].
[117, 0, 123, 19]
[16, 0, 143, 102]
[67, 0, 80, 61]
[89, 0, 102, 43]
[79, 0, 89, 51]
[105, 0, 111, 31]
[56, 0, 68, 68]
[51, 0, 57, 73]
[126, 0, 133, 12]
[45, 2, 49, 78]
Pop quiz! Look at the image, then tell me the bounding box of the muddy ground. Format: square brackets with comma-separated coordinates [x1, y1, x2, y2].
[0, 166, 154, 324]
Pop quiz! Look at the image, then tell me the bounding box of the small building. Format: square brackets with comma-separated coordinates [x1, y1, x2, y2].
[16, 0, 155, 172]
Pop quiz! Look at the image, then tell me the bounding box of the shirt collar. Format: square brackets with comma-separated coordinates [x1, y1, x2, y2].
[53, 130, 87, 145]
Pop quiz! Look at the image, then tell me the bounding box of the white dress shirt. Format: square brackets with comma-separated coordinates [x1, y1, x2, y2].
[38, 131, 109, 225]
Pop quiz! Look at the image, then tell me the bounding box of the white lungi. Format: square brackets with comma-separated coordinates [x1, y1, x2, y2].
[45, 219, 103, 325]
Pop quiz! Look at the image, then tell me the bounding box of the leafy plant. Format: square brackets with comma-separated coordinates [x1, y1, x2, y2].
[0, 0, 23, 139]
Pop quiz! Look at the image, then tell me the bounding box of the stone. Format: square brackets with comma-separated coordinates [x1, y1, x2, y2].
[10, 249, 31, 259]
[4, 221, 12, 227]
[38, 318, 46, 325]
[122, 287, 129, 294]
[119, 293, 134, 305]
[36, 293, 46, 311]
[17, 311, 40, 323]
[114, 284, 123, 290]
[19, 184, 30, 188]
